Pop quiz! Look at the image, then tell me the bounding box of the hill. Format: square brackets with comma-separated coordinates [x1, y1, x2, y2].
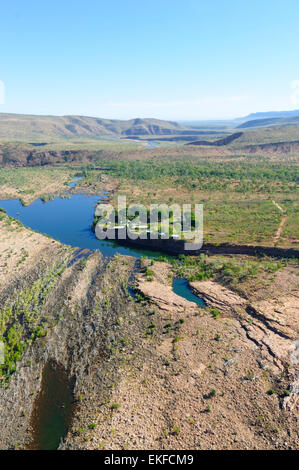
[0, 113, 213, 142]
[237, 116, 299, 129]
[187, 132, 243, 146]
[0, 113, 191, 140]
[240, 110, 299, 120]
[229, 124, 299, 146]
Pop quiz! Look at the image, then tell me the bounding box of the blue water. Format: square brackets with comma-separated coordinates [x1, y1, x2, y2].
[0, 192, 164, 258]
[172, 278, 206, 307]
[69, 176, 82, 188]
[145, 141, 159, 149]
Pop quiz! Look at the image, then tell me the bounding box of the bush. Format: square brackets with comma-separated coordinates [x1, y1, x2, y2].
[111, 402, 121, 410]
[172, 425, 180, 435]
[210, 308, 220, 319]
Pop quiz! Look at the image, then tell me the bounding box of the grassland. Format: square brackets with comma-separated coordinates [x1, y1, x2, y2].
[0, 137, 141, 151]
[27, 138, 140, 151]
[0, 167, 73, 204]
[229, 125, 299, 147]
[78, 157, 299, 248]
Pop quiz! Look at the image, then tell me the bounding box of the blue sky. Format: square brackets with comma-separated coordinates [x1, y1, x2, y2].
[1, 0, 299, 120]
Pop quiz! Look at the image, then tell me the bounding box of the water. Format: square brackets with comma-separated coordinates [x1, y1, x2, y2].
[0, 193, 163, 258]
[145, 141, 159, 149]
[69, 176, 82, 188]
[172, 278, 206, 307]
[29, 361, 74, 450]
[127, 286, 137, 299]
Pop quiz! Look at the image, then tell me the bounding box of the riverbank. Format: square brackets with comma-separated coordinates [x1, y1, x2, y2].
[104, 233, 299, 259]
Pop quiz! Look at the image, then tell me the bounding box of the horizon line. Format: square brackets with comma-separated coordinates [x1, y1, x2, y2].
[1, 108, 299, 122]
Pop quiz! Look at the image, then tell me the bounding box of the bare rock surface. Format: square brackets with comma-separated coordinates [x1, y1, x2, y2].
[136, 279, 198, 312]
[190, 280, 246, 313]
[133, 264, 299, 425]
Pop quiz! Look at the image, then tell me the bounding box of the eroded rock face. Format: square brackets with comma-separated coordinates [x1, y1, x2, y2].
[0, 247, 139, 450]
[241, 295, 299, 382]
[190, 280, 247, 314]
[190, 280, 298, 366]
[283, 339, 299, 411]
[250, 294, 299, 341]
[135, 279, 198, 312]
[136, 264, 298, 420]
[72, 263, 298, 450]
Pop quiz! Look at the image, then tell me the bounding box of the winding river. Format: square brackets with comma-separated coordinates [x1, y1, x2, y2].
[0, 179, 162, 258]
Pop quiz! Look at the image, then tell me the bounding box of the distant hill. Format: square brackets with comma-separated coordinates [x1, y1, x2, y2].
[237, 115, 299, 129]
[187, 132, 243, 146]
[2, 124, 299, 167]
[0, 113, 192, 140]
[240, 110, 299, 120]
[1, 111, 299, 144]
[187, 124, 299, 149]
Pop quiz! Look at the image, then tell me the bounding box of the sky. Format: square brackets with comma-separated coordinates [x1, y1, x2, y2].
[1, 0, 299, 120]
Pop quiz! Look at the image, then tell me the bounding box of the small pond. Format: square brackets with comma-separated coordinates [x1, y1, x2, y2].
[28, 361, 74, 450]
[172, 277, 206, 307]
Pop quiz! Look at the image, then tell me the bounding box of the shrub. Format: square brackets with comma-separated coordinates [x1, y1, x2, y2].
[211, 308, 220, 319]
[172, 425, 180, 435]
[111, 402, 121, 410]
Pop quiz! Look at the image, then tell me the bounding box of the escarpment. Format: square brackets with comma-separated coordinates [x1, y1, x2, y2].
[0, 229, 142, 449]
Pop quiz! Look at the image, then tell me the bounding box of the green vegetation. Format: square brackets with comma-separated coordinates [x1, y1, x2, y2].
[1, 125, 298, 248]
[210, 309, 220, 320]
[172, 425, 180, 435]
[0, 167, 72, 204]
[111, 402, 121, 410]
[0, 123, 298, 250]
[82, 158, 298, 247]
[82, 159, 298, 192]
[145, 266, 154, 281]
[171, 253, 290, 287]
[0, 258, 69, 384]
[88, 423, 97, 430]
